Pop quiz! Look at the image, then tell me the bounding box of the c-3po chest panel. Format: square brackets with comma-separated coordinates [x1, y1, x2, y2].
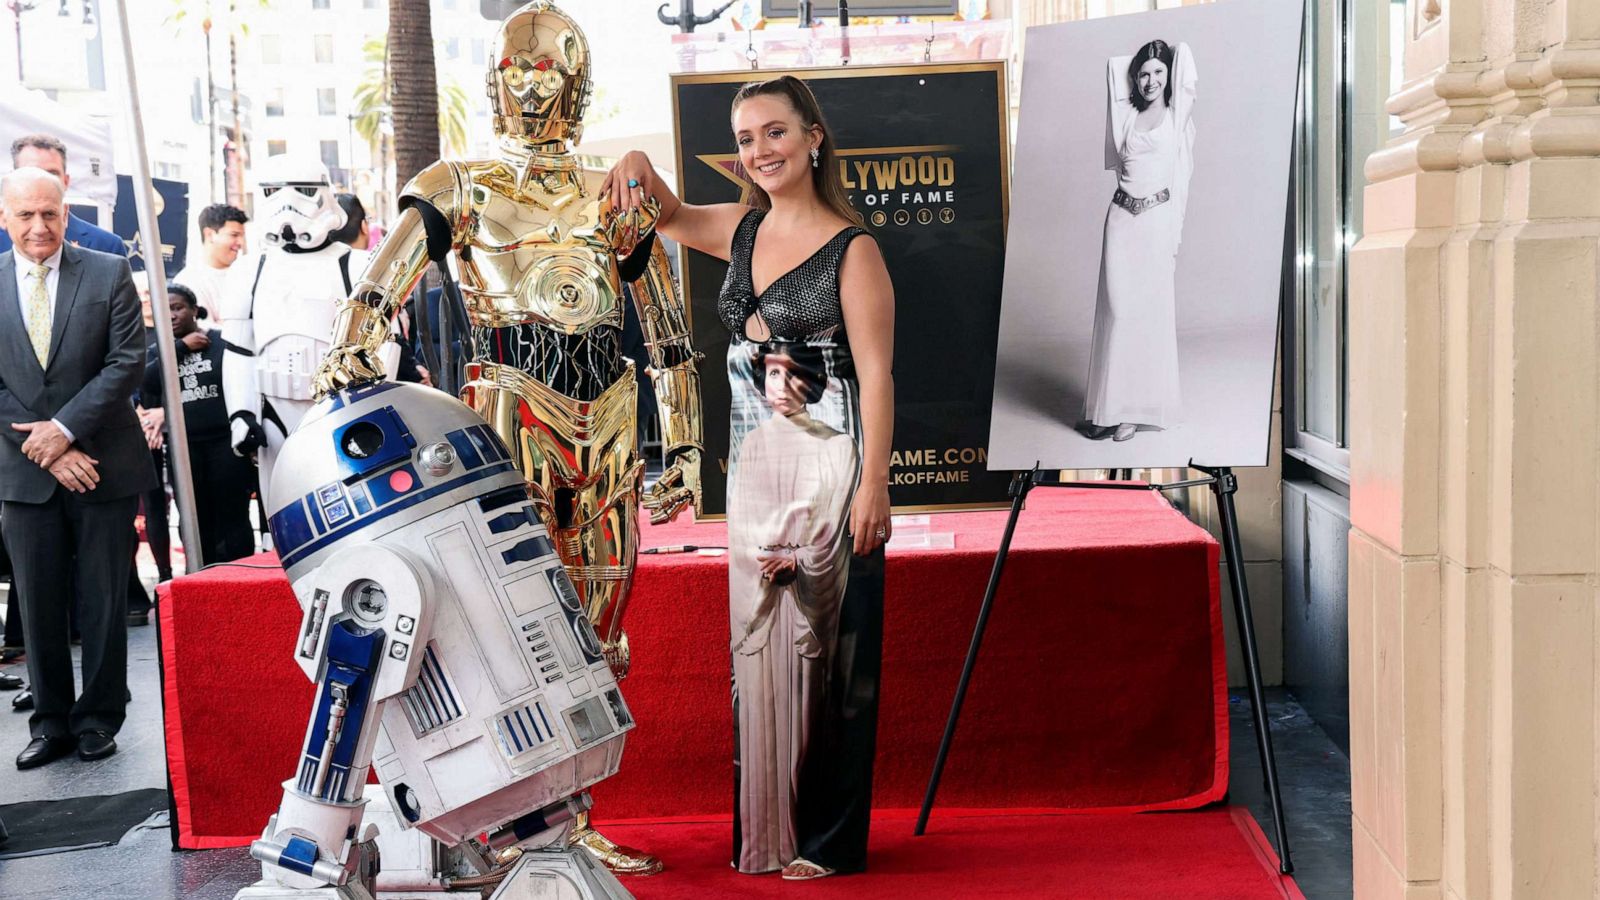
[460, 178, 624, 336]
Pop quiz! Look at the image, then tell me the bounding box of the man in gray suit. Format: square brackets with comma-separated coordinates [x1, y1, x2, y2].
[0, 167, 154, 769]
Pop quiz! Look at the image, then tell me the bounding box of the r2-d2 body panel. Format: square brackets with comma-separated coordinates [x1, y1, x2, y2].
[267, 381, 633, 848]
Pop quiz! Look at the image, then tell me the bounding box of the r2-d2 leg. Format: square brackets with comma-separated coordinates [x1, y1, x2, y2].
[237, 544, 434, 899]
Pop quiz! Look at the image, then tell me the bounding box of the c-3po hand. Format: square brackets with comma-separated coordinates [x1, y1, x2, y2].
[598, 190, 658, 261]
[312, 344, 385, 401]
[643, 447, 702, 525]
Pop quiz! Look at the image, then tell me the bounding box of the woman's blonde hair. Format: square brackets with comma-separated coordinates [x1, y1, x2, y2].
[731, 75, 861, 227]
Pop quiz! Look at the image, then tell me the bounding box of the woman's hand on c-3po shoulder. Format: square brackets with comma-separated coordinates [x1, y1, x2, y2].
[600, 150, 655, 217]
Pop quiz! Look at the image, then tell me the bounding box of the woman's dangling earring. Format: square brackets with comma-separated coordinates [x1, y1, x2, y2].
[810, 146, 820, 168]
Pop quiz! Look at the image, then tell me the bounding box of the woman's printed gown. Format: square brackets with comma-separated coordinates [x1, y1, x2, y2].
[718, 209, 885, 875]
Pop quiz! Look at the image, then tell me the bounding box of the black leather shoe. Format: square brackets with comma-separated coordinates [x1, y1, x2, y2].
[16, 735, 75, 769]
[0, 673, 21, 690]
[0, 647, 23, 662]
[77, 730, 117, 761]
[11, 690, 32, 711]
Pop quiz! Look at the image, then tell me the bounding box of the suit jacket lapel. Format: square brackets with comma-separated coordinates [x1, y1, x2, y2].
[47, 244, 84, 371]
[0, 252, 42, 381]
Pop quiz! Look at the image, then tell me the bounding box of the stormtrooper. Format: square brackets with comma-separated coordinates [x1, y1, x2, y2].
[222, 156, 398, 504]
[236, 380, 634, 900]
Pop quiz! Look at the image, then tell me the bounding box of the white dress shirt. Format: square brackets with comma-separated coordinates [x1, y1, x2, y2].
[13, 245, 62, 332]
[11, 246, 75, 443]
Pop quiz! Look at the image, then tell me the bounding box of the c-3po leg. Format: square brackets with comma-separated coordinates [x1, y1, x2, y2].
[463, 361, 661, 877]
[461, 362, 643, 678]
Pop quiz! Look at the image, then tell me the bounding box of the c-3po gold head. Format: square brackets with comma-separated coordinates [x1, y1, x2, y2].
[488, 0, 593, 148]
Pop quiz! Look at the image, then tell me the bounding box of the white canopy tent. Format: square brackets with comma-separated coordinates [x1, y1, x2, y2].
[0, 86, 118, 208]
[573, 128, 677, 183]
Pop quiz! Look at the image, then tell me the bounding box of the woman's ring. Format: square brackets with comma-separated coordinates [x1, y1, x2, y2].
[627, 178, 639, 188]
[875, 526, 888, 541]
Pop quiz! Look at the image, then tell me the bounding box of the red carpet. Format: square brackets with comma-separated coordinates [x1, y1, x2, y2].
[601, 808, 1302, 899]
[161, 488, 1225, 847]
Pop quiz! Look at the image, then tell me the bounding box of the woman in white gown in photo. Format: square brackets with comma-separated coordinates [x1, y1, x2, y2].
[1080, 39, 1197, 442]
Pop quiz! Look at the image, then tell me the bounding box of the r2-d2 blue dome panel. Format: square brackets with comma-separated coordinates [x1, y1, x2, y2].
[259, 381, 633, 855]
[267, 382, 522, 580]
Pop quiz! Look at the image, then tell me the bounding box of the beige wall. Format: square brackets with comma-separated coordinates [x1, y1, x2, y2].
[1348, 0, 1600, 895]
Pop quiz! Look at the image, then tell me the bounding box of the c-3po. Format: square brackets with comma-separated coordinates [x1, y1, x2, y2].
[311, 0, 700, 876]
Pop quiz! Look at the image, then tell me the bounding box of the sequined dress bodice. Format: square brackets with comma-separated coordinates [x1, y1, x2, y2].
[718, 209, 868, 343]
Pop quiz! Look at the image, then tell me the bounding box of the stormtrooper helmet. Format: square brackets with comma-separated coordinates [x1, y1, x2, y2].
[255, 155, 346, 250]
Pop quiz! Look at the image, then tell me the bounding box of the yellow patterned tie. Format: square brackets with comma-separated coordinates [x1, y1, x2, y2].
[26, 263, 51, 366]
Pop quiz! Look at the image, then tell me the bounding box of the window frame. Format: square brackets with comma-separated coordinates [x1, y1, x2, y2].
[320, 139, 341, 172]
[1285, 0, 1355, 483]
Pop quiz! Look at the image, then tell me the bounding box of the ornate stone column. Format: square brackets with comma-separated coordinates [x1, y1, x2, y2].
[1349, 0, 1600, 896]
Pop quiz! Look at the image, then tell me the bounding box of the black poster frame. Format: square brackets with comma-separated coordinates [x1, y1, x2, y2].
[670, 61, 1014, 518]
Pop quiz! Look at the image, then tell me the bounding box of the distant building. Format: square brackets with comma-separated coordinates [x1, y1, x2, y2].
[240, 0, 497, 224]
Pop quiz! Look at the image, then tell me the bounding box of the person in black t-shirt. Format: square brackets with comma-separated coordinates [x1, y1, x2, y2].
[142, 285, 258, 564]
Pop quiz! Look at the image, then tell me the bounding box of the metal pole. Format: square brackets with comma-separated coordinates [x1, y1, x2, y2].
[105, 0, 205, 570]
[916, 466, 1036, 836]
[11, 0, 31, 83]
[1205, 465, 1292, 873]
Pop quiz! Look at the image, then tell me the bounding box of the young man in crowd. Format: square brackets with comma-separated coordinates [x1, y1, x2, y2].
[171, 204, 248, 325]
[140, 284, 257, 564]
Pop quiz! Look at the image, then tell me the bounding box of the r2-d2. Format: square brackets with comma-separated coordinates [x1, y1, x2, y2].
[238, 381, 634, 900]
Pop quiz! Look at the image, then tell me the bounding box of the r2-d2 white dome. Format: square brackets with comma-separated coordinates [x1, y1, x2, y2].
[241, 381, 633, 900]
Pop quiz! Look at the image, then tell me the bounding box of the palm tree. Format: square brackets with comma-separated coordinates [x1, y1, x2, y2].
[167, 0, 268, 208]
[351, 37, 471, 160]
[223, 0, 273, 209]
[164, 0, 219, 200]
[386, 0, 442, 192]
[350, 35, 472, 220]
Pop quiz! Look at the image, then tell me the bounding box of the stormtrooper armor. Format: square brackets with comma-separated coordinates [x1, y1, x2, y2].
[236, 381, 633, 900]
[221, 156, 397, 506]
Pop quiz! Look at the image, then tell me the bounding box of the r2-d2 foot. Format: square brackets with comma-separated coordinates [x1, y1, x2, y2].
[235, 381, 636, 900]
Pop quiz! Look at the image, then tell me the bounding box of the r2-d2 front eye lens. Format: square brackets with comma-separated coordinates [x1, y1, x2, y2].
[418, 442, 456, 477]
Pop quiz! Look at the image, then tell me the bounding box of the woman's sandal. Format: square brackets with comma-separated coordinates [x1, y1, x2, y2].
[781, 858, 837, 881]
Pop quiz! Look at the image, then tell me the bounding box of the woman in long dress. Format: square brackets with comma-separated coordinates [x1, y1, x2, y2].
[1081, 39, 1197, 442]
[604, 74, 895, 880]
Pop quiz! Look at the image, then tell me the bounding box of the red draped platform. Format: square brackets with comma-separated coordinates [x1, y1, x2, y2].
[160, 488, 1225, 849]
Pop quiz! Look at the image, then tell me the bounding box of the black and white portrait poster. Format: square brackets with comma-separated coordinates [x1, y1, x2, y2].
[987, 0, 1301, 470]
[672, 63, 1013, 516]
